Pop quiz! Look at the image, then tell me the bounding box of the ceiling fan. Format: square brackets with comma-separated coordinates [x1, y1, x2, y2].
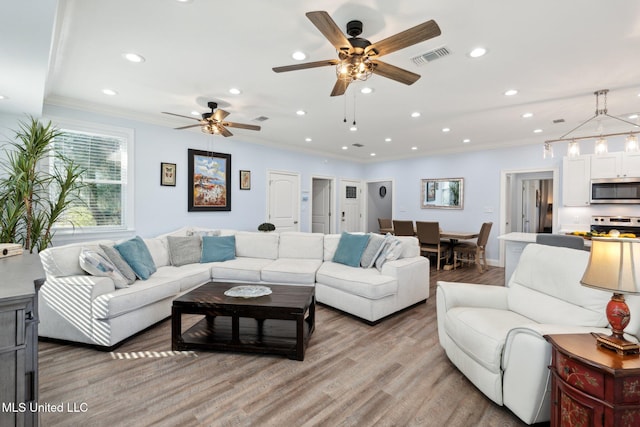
[273, 11, 441, 96]
[162, 102, 261, 137]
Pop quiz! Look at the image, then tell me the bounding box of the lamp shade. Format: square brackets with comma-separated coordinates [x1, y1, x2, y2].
[581, 237, 640, 294]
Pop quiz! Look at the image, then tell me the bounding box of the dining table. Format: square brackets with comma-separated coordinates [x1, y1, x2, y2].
[439, 230, 480, 270]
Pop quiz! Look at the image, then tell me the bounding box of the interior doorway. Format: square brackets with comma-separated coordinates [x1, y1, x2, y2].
[366, 180, 393, 233]
[499, 167, 559, 266]
[311, 177, 335, 234]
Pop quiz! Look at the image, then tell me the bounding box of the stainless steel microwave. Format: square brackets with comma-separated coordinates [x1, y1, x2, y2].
[591, 178, 640, 204]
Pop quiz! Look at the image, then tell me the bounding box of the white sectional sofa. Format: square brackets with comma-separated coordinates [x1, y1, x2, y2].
[38, 227, 429, 349]
[436, 243, 640, 424]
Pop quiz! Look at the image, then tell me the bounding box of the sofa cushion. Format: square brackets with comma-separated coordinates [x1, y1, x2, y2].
[201, 235, 236, 263]
[92, 276, 181, 320]
[278, 232, 324, 260]
[261, 258, 322, 284]
[323, 234, 341, 261]
[115, 236, 157, 280]
[143, 237, 170, 267]
[167, 236, 202, 267]
[154, 264, 212, 292]
[210, 257, 274, 282]
[360, 233, 386, 268]
[333, 232, 371, 267]
[235, 231, 279, 259]
[79, 249, 130, 289]
[316, 262, 397, 300]
[100, 244, 137, 284]
[444, 307, 535, 373]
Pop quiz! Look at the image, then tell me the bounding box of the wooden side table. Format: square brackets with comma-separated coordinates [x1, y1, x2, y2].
[545, 334, 640, 427]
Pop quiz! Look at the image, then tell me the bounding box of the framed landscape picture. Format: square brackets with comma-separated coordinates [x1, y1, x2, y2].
[187, 149, 231, 211]
[160, 162, 176, 186]
[240, 170, 251, 190]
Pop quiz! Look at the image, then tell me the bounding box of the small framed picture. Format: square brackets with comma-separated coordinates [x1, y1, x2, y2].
[160, 162, 176, 186]
[240, 170, 251, 190]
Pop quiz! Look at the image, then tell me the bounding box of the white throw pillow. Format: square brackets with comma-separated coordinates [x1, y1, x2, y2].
[375, 234, 402, 271]
[79, 249, 130, 288]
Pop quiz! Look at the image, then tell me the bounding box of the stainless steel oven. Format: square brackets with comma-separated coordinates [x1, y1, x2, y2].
[591, 178, 640, 204]
[591, 216, 640, 235]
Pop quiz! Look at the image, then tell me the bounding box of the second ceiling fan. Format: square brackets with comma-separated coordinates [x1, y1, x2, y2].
[273, 11, 441, 96]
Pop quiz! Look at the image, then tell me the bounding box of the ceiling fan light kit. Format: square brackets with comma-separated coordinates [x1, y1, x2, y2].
[272, 11, 441, 96]
[162, 101, 261, 137]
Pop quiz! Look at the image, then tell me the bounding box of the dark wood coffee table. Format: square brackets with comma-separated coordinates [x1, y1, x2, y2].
[172, 282, 315, 361]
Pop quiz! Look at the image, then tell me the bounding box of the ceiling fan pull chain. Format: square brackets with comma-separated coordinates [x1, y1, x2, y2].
[343, 92, 347, 123]
[353, 90, 357, 126]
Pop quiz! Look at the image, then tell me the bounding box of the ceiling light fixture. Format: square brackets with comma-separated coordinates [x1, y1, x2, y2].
[626, 134, 639, 152]
[544, 89, 640, 157]
[191, 111, 200, 116]
[350, 125, 358, 132]
[629, 114, 639, 119]
[123, 53, 145, 63]
[296, 110, 306, 116]
[0, 95, 7, 100]
[292, 51, 306, 61]
[341, 146, 348, 150]
[102, 89, 117, 96]
[543, 142, 554, 159]
[360, 87, 373, 94]
[522, 112, 533, 118]
[567, 140, 580, 158]
[442, 127, 451, 133]
[411, 146, 418, 150]
[384, 138, 392, 142]
[534, 129, 543, 133]
[305, 137, 312, 142]
[504, 89, 518, 96]
[462, 139, 471, 144]
[370, 153, 376, 157]
[229, 88, 241, 95]
[411, 112, 421, 118]
[336, 55, 374, 83]
[469, 47, 487, 58]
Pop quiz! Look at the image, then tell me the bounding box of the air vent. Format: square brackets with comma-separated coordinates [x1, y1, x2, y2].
[411, 46, 451, 66]
[253, 116, 269, 122]
[553, 118, 565, 124]
[352, 143, 364, 147]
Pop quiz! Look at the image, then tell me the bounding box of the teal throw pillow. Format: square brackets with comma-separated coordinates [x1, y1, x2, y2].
[114, 236, 157, 280]
[332, 232, 371, 267]
[201, 235, 236, 263]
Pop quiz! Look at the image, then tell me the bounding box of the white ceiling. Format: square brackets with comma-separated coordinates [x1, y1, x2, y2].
[4, 0, 640, 162]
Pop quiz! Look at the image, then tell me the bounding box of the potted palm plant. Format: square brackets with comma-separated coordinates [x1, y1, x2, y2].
[0, 117, 84, 252]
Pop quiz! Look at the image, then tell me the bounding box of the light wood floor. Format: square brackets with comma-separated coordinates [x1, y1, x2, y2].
[38, 265, 549, 427]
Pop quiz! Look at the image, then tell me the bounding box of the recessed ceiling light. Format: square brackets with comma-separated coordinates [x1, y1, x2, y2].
[350, 126, 358, 131]
[123, 53, 145, 63]
[469, 47, 487, 58]
[628, 114, 639, 119]
[191, 110, 200, 116]
[0, 95, 7, 100]
[533, 129, 543, 133]
[296, 110, 306, 116]
[175, 0, 193, 3]
[229, 88, 241, 95]
[305, 137, 312, 142]
[522, 112, 533, 118]
[411, 146, 418, 150]
[341, 146, 348, 150]
[292, 51, 306, 61]
[463, 139, 471, 143]
[370, 153, 376, 157]
[411, 112, 421, 118]
[504, 89, 518, 96]
[102, 89, 118, 96]
[384, 138, 392, 142]
[360, 87, 373, 94]
[442, 127, 451, 133]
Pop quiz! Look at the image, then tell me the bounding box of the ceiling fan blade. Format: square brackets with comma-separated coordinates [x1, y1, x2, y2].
[273, 59, 339, 73]
[222, 121, 261, 131]
[219, 126, 233, 137]
[306, 11, 351, 51]
[371, 60, 421, 85]
[162, 111, 200, 121]
[213, 109, 230, 121]
[330, 79, 350, 97]
[174, 124, 203, 130]
[366, 20, 441, 57]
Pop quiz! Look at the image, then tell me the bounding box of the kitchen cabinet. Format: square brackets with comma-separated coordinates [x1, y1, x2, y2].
[0, 254, 44, 427]
[563, 155, 591, 206]
[591, 152, 640, 179]
[545, 334, 640, 427]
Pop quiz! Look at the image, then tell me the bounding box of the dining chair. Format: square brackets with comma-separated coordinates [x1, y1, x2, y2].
[535, 234, 585, 250]
[378, 218, 393, 235]
[416, 221, 449, 270]
[453, 222, 493, 272]
[392, 220, 415, 236]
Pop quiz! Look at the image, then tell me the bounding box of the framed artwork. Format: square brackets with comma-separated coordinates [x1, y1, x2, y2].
[187, 149, 231, 211]
[420, 178, 464, 209]
[160, 162, 176, 186]
[240, 170, 251, 190]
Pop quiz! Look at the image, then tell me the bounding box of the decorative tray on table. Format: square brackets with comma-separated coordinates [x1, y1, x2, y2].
[224, 285, 272, 298]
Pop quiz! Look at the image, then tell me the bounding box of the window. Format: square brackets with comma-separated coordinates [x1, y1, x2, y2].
[49, 119, 134, 235]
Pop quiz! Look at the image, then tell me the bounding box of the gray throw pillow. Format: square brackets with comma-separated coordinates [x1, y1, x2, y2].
[360, 233, 386, 268]
[79, 249, 129, 289]
[99, 244, 137, 285]
[167, 236, 202, 266]
[375, 235, 403, 271]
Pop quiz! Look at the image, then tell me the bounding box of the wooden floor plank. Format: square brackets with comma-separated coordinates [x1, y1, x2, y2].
[38, 265, 548, 426]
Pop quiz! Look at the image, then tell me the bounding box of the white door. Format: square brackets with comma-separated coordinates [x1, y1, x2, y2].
[340, 179, 362, 233]
[267, 171, 300, 232]
[312, 178, 332, 233]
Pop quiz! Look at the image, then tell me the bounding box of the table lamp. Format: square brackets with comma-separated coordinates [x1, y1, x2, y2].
[580, 237, 640, 355]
